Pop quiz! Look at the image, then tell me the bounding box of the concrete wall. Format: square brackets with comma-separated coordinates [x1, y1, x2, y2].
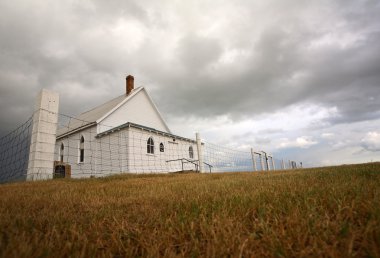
[27, 89, 59, 180]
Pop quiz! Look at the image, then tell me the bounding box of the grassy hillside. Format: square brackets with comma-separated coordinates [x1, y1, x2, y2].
[0, 163, 379, 257]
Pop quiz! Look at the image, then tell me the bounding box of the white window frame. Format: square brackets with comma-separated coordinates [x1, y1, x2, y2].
[78, 135, 85, 163]
[189, 146, 194, 159]
[60, 143, 64, 162]
[147, 137, 154, 154]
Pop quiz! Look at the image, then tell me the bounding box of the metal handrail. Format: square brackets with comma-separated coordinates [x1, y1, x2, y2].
[203, 162, 213, 173]
[166, 158, 199, 172]
[166, 158, 213, 173]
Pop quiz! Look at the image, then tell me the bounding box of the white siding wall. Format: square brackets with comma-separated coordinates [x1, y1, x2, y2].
[55, 126, 98, 178]
[98, 90, 169, 134]
[94, 129, 128, 176]
[55, 126, 198, 177]
[127, 127, 198, 173]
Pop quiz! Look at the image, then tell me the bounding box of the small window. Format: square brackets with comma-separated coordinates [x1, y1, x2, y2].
[147, 137, 154, 154]
[189, 146, 194, 159]
[79, 136, 84, 163]
[60, 143, 64, 162]
[160, 143, 164, 152]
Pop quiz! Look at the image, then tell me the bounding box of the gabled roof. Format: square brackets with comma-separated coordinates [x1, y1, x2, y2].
[73, 94, 128, 124]
[57, 87, 171, 138]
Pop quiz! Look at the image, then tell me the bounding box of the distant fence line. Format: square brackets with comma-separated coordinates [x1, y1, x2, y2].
[203, 141, 298, 172]
[0, 90, 300, 184]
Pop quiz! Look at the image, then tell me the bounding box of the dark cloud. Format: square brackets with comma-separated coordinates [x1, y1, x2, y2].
[153, 1, 380, 125]
[0, 0, 379, 140]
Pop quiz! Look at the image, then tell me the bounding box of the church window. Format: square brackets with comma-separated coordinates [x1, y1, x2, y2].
[189, 146, 194, 159]
[60, 143, 64, 162]
[79, 136, 85, 163]
[147, 137, 154, 154]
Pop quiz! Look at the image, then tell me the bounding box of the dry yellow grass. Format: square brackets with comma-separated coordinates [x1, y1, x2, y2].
[0, 163, 379, 257]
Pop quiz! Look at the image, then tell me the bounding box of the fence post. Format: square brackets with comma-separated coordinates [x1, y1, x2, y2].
[196, 133, 204, 173]
[27, 89, 59, 181]
[260, 153, 265, 171]
[271, 155, 276, 171]
[262, 151, 270, 171]
[250, 148, 257, 171]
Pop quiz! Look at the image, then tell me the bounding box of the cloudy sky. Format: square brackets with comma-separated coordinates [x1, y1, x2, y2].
[0, 0, 379, 167]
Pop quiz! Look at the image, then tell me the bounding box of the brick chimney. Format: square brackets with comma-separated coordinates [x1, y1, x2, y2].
[126, 75, 134, 95]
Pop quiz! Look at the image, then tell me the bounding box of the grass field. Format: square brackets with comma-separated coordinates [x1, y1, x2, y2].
[0, 163, 379, 257]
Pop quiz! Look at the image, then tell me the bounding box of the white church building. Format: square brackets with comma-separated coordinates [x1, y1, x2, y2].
[55, 75, 202, 178]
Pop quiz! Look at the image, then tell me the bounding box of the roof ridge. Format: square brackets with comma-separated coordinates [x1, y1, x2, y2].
[79, 94, 125, 115]
[57, 86, 151, 137]
[79, 86, 143, 116]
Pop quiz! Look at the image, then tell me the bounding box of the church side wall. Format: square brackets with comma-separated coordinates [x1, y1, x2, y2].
[55, 126, 199, 177]
[94, 129, 128, 176]
[55, 126, 98, 178]
[127, 127, 198, 173]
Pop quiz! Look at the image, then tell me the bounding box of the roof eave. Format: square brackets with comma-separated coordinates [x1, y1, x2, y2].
[56, 122, 97, 140]
[96, 122, 196, 143]
[141, 87, 172, 134]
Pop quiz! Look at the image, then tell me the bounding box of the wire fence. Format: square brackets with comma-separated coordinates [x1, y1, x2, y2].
[203, 142, 296, 172]
[203, 142, 253, 172]
[0, 110, 300, 183]
[0, 116, 33, 183]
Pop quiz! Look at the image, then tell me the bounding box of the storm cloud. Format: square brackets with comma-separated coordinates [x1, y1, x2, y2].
[0, 0, 379, 166]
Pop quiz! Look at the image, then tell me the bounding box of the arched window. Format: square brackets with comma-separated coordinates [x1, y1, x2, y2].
[160, 142, 164, 152]
[60, 143, 64, 162]
[189, 146, 194, 159]
[79, 136, 84, 163]
[147, 137, 154, 154]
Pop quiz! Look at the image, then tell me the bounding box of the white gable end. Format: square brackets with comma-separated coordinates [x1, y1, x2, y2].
[97, 88, 170, 134]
